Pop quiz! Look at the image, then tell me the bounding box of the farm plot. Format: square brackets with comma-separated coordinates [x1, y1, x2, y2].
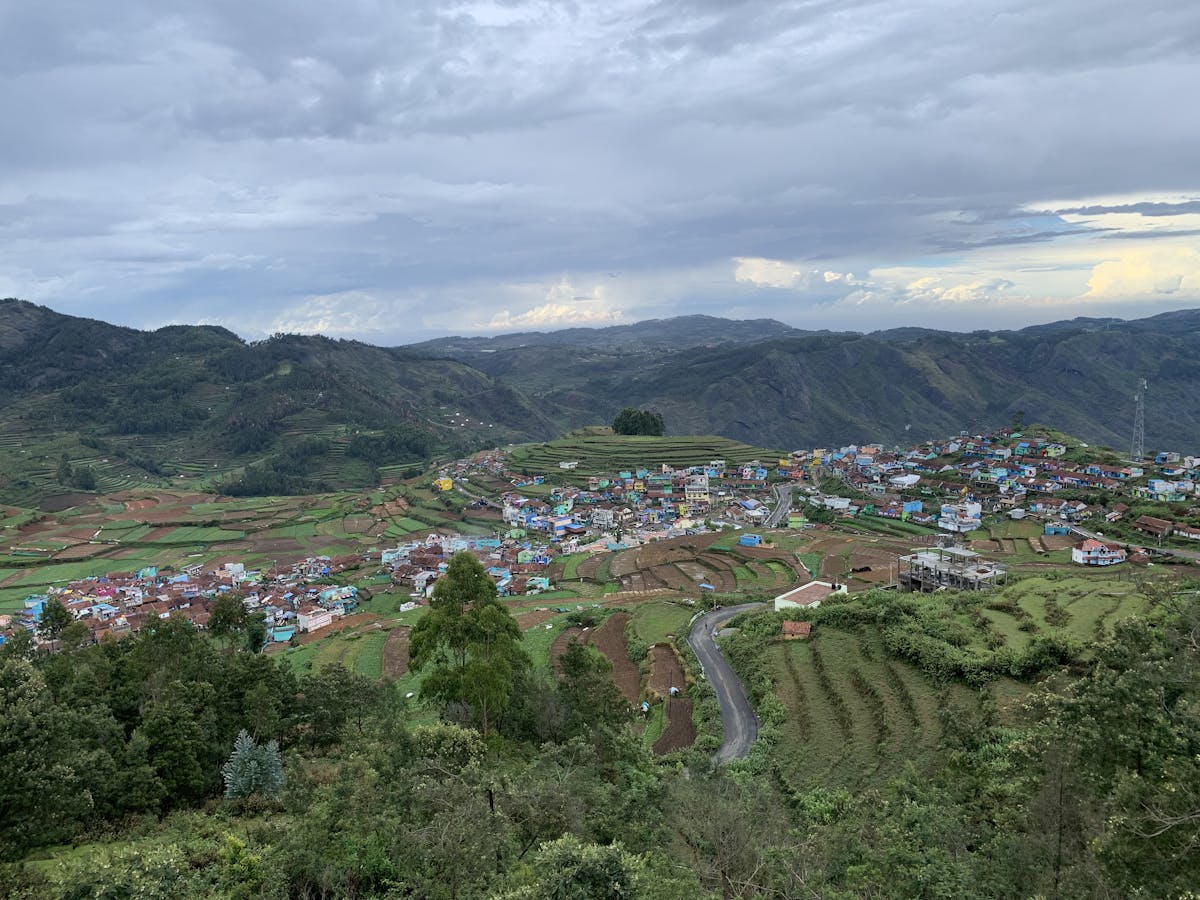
[653, 698, 695, 754]
[630, 601, 694, 646]
[589, 612, 640, 702]
[351, 629, 389, 679]
[647, 644, 694, 753]
[382, 627, 411, 679]
[769, 626, 981, 788]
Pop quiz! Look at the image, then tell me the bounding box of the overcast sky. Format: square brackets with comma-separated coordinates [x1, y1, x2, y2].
[2, 0, 1199, 343]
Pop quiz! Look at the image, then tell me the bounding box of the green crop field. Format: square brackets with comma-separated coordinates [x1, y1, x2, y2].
[560, 552, 589, 580]
[641, 702, 666, 748]
[507, 431, 782, 481]
[629, 600, 695, 645]
[768, 626, 997, 788]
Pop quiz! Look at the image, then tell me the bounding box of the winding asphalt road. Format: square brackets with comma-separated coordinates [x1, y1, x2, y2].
[764, 483, 793, 528]
[687, 602, 766, 763]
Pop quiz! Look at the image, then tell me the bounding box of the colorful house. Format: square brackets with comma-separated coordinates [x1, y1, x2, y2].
[1071, 540, 1126, 566]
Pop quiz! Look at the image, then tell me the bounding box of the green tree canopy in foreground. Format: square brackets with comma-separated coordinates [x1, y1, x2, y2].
[409, 551, 530, 737]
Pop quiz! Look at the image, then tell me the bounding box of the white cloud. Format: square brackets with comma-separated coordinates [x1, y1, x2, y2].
[269, 291, 398, 336]
[1085, 245, 1200, 299]
[476, 276, 625, 330]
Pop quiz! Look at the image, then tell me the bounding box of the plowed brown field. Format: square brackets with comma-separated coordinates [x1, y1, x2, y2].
[653, 698, 695, 754]
[590, 612, 640, 702]
[382, 627, 410, 679]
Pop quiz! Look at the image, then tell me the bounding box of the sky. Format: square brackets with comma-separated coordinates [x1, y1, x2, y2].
[2, 0, 1199, 344]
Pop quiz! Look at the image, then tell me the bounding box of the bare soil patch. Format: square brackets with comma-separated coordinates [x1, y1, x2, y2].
[39, 493, 96, 513]
[518, 608, 558, 630]
[254, 538, 304, 554]
[52, 544, 105, 561]
[382, 626, 410, 679]
[290, 612, 381, 646]
[1041, 535, 1076, 551]
[576, 555, 605, 580]
[590, 612, 640, 703]
[653, 698, 696, 754]
[647, 643, 686, 698]
[675, 561, 710, 582]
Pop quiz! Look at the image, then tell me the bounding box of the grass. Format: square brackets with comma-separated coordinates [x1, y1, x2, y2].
[560, 552, 589, 580]
[629, 601, 695, 645]
[641, 702, 667, 748]
[797, 552, 823, 577]
[521, 613, 576, 672]
[353, 629, 389, 679]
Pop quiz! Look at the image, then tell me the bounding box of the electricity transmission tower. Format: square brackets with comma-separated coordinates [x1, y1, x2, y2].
[1130, 378, 1147, 463]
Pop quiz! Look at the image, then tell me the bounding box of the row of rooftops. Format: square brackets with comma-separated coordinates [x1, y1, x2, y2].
[1, 553, 365, 648]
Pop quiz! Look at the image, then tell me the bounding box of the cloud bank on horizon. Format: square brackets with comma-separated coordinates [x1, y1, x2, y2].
[1, 0, 1198, 343]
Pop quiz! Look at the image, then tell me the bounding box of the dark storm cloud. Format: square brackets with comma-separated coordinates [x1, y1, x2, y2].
[0, 0, 1198, 340]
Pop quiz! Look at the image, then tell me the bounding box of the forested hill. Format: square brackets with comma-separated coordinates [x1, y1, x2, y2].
[1, 297, 1198, 502]
[0, 299, 557, 502]
[434, 308, 1200, 451]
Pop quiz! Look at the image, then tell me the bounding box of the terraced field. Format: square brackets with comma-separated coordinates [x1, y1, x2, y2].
[769, 626, 999, 787]
[507, 431, 782, 481]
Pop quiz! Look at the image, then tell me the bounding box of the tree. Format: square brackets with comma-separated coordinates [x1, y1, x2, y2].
[207, 593, 246, 642]
[0, 659, 88, 854]
[558, 639, 628, 740]
[221, 729, 285, 801]
[244, 611, 267, 654]
[410, 552, 530, 737]
[56, 453, 73, 485]
[37, 598, 73, 641]
[612, 408, 665, 436]
[499, 835, 647, 899]
[70, 466, 97, 491]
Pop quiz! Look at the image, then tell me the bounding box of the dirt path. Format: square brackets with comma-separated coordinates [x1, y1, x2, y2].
[381, 626, 410, 679]
[590, 612, 640, 703]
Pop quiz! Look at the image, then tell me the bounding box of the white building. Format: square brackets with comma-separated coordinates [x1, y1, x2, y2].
[773, 581, 848, 612]
[938, 501, 982, 533]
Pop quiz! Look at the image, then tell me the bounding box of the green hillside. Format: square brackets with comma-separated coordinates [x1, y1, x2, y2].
[3, 299, 1200, 504]
[507, 428, 783, 479]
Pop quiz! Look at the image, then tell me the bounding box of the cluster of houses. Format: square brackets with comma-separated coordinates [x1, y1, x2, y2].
[499, 460, 780, 543]
[0, 554, 365, 650]
[777, 431, 1200, 561]
[380, 533, 554, 597]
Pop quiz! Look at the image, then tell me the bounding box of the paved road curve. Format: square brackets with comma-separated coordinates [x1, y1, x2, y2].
[687, 602, 766, 763]
[764, 483, 793, 528]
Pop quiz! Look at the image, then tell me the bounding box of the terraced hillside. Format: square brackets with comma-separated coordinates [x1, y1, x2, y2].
[507, 429, 783, 481]
[721, 572, 1156, 789]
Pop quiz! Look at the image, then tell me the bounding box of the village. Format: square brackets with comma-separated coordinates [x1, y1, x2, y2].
[4, 424, 1199, 651]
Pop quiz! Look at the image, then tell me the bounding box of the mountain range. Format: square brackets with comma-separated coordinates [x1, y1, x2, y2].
[0, 298, 1196, 500]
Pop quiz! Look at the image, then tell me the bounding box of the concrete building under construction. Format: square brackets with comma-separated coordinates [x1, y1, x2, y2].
[898, 546, 1008, 592]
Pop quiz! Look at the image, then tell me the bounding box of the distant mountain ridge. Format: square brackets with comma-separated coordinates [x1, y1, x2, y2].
[0, 297, 1197, 501]
[408, 314, 801, 355]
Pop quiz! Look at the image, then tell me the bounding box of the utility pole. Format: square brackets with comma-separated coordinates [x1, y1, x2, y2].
[1130, 378, 1147, 464]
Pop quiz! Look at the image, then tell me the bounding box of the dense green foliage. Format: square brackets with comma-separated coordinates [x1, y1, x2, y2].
[1, 578, 1198, 897]
[612, 408, 665, 436]
[409, 553, 531, 737]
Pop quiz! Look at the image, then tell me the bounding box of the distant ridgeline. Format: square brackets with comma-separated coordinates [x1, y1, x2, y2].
[1, 298, 1198, 501]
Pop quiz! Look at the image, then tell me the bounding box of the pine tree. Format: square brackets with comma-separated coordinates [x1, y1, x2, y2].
[221, 729, 284, 801]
